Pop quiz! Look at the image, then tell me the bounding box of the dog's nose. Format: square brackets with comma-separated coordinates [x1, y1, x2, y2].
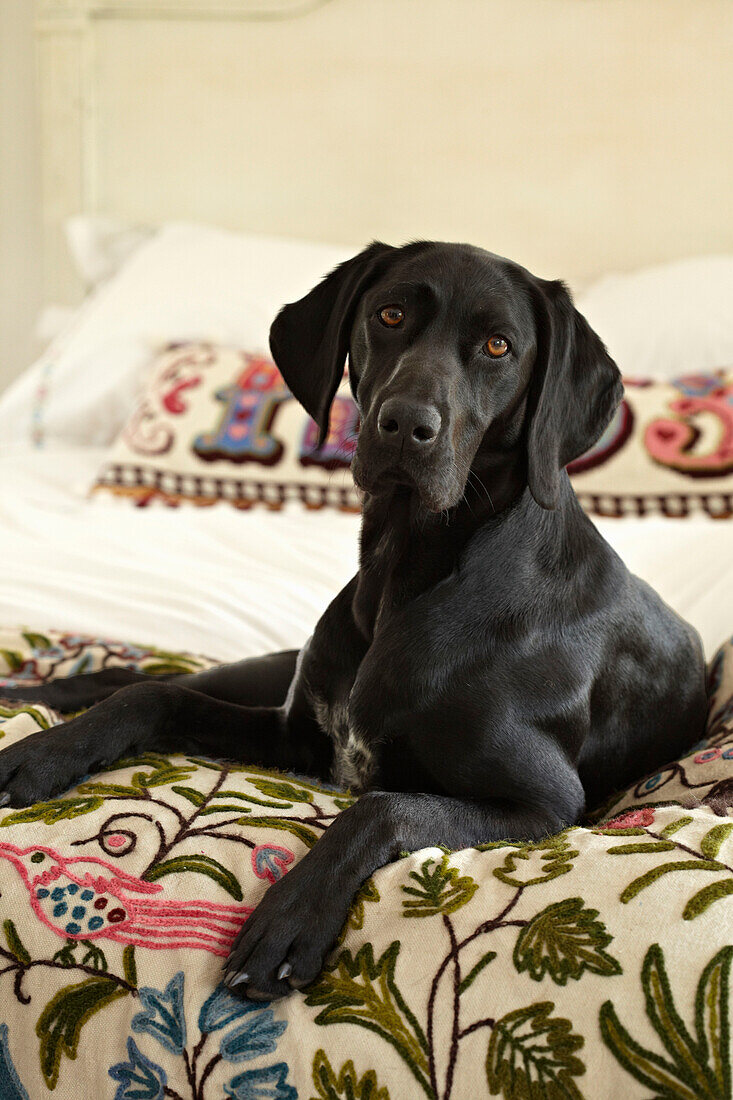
[377, 398, 442, 450]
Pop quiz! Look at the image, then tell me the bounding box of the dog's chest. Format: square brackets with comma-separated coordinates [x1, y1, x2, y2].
[311, 694, 376, 794]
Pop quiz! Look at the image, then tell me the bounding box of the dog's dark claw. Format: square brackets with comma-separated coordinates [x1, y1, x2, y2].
[277, 962, 292, 981]
[0, 792, 10, 808]
[224, 970, 249, 988]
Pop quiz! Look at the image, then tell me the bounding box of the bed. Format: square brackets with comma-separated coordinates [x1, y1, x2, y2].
[1, 2, 733, 1098]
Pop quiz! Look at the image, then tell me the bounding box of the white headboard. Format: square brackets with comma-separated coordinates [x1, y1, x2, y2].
[37, 0, 733, 303]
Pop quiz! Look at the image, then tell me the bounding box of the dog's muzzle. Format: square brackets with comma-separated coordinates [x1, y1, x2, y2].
[376, 398, 442, 454]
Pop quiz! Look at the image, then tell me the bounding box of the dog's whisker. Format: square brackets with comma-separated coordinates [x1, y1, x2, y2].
[468, 469, 495, 514]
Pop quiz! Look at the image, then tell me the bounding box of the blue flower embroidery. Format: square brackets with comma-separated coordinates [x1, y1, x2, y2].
[109, 1037, 167, 1100]
[224, 1063, 297, 1100]
[200, 983, 287, 1064]
[132, 971, 187, 1054]
[220, 1011, 288, 1064]
[199, 982, 259, 1032]
[0, 1024, 29, 1100]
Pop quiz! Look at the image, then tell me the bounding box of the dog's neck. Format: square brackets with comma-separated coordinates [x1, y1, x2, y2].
[351, 448, 532, 639]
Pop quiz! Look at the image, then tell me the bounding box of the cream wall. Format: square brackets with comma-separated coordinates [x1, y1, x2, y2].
[3, 0, 732, 395]
[0, 0, 43, 393]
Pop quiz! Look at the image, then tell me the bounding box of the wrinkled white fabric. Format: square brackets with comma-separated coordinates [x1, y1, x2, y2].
[0, 441, 730, 661]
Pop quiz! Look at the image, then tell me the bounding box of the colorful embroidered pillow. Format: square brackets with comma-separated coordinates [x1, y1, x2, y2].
[92, 343, 361, 511]
[568, 370, 733, 518]
[93, 343, 733, 518]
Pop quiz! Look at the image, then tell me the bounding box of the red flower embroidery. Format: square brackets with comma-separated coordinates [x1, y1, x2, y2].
[604, 808, 655, 829]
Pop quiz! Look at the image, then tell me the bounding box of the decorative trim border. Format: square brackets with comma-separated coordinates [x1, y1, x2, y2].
[575, 493, 733, 520]
[93, 463, 362, 512]
[94, 465, 733, 518]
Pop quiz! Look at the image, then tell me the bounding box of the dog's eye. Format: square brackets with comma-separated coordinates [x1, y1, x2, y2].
[485, 335, 510, 358]
[378, 305, 404, 327]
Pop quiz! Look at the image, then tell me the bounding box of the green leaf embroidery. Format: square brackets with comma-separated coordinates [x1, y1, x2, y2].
[122, 946, 137, 989]
[0, 703, 51, 730]
[600, 1004, 700, 1100]
[171, 785, 206, 807]
[643, 943, 717, 1097]
[53, 942, 79, 968]
[620, 860, 725, 904]
[0, 650, 24, 673]
[215, 788, 293, 809]
[3, 919, 30, 966]
[600, 943, 732, 1100]
[306, 942, 431, 1096]
[401, 855, 478, 918]
[513, 898, 622, 986]
[143, 854, 243, 900]
[199, 805, 255, 816]
[346, 878, 381, 933]
[492, 832, 578, 888]
[36, 977, 129, 1089]
[660, 816, 695, 837]
[458, 950, 496, 995]
[696, 946, 733, 1099]
[607, 841, 677, 854]
[101, 753, 197, 788]
[248, 776, 314, 804]
[139, 646, 204, 665]
[139, 659, 201, 676]
[77, 782, 145, 799]
[486, 1001, 586, 1100]
[701, 823, 733, 860]
[242, 816, 319, 849]
[21, 631, 51, 650]
[683, 879, 733, 920]
[311, 1048, 391, 1100]
[241, 763, 347, 797]
[131, 765, 198, 789]
[79, 941, 107, 972]
[0, 796, 104, 828]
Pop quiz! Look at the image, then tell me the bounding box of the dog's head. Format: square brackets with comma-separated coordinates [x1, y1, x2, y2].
[270, 241, 622, 512]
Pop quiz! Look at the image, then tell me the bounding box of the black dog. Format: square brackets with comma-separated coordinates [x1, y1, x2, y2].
[0, 241, 707, 1000]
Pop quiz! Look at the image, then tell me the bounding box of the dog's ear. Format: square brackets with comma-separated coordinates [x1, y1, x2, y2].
[525, 278, 623, 510]
[269, 241, 395, 444]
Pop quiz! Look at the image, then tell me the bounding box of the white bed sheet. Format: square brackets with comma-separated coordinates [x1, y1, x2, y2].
[0, 441, 731, 662]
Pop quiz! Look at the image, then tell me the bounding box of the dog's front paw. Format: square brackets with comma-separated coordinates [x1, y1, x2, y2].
[0, 728, 86, 807]
[222, 863, 348, 1001]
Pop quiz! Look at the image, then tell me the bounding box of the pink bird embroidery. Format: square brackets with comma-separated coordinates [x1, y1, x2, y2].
[0, 842, 252, 957]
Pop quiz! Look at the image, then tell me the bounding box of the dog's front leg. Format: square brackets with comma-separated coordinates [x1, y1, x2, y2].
[0, 680, 329, 807]
[224, 787, 575, 1000]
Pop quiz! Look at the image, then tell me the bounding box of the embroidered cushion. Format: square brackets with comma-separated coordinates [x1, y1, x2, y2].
[0, 625, 732, 1099]
[92, 342, 733, 518]
[568, 370, 733, 518]
[92, 342, 361, 512]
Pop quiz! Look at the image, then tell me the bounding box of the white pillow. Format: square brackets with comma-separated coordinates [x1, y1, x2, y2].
[65, 214, 155, 290]
[0, 223, 352, 447]
[576, 254, 733, 379]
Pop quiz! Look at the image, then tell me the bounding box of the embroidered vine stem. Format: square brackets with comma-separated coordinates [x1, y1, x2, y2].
[646, 827, 733, 875]
[195, 1052, 222, 1100]
[163, 1086, 186, 1100]
[142, 768, 230, 876]
[443, 916, 461, 1100]
[425, 884, 528, 1100]
[0, 947, 137, 1005]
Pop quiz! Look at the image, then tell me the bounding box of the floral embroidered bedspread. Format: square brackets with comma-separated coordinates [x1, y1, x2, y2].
[0, 626, 732, 1100]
